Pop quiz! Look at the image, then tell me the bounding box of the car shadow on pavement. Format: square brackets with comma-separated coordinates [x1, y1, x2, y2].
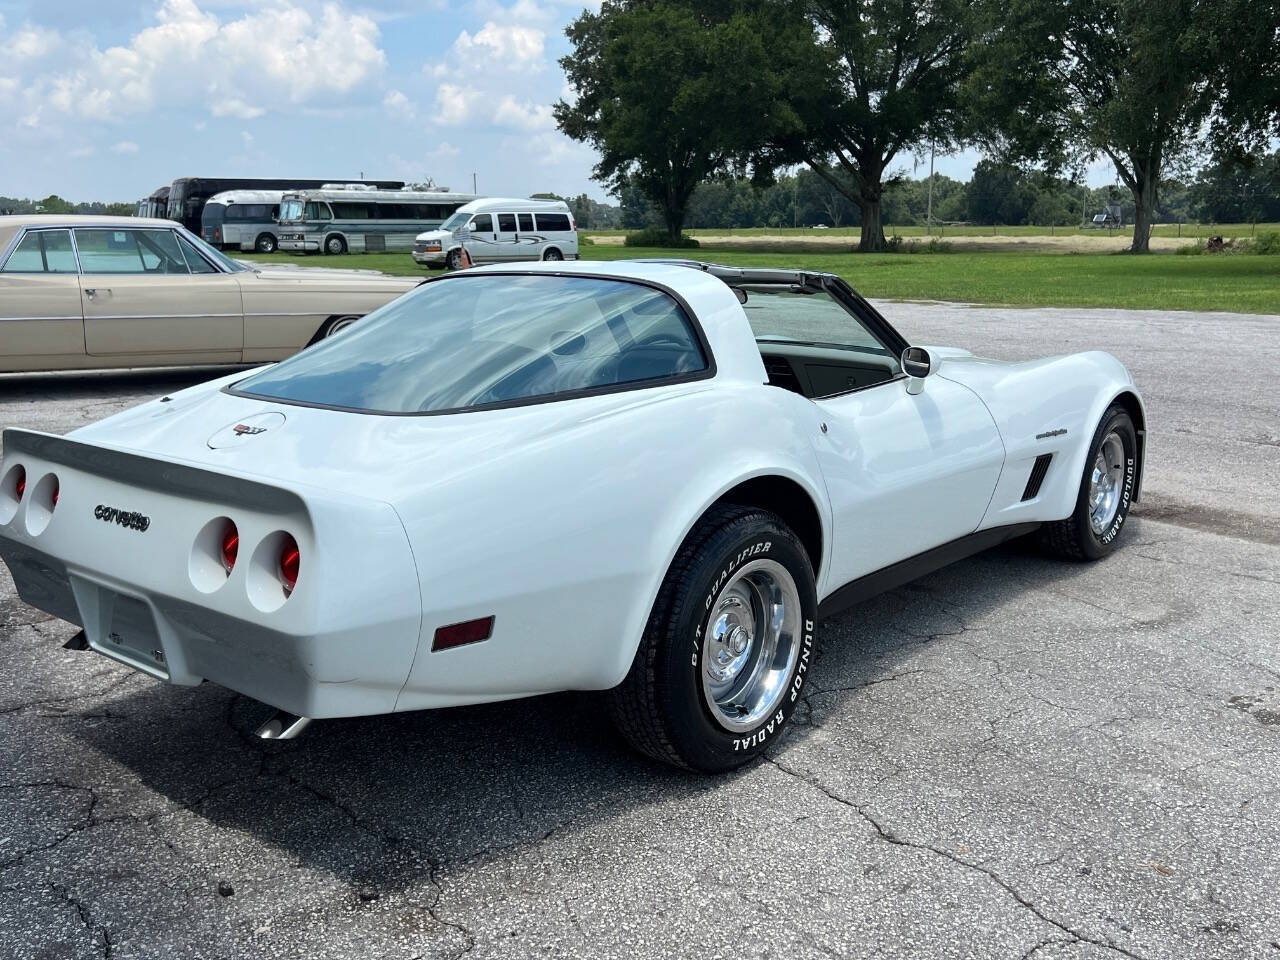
[69, 533, 1108, 894]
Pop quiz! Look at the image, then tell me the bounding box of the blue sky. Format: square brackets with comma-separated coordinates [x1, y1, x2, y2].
[0, 0, 1122, 205]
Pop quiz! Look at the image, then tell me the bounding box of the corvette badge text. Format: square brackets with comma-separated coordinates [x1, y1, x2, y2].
[94, 505, 151, 532]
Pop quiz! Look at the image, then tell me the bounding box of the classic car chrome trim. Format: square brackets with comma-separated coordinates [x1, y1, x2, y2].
[85, 313, 243, 320]
[0, 321, 83, 330]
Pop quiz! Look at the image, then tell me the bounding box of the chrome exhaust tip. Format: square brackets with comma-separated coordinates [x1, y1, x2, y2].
[254, 710, 312, 740]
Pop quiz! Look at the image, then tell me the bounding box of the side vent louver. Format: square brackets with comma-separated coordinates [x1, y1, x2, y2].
[1021, 454, 1053, 501]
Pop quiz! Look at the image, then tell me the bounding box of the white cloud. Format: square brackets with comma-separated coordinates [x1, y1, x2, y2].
[8, 0, 386, 126]
[211, 97, 265, 119]
[452, 21, 544, 67]
[68, 145, 96, 158]
[428, 141, 461, 159]
[110, 140, 139, 154]
[492, 95, 553, 131]
[1, 24, 61, 61]
[383, 89, 415, 120]
[433, 83, 473, 125]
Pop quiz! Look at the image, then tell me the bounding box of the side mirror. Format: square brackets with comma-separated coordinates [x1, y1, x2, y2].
[901, 346, 934, 395]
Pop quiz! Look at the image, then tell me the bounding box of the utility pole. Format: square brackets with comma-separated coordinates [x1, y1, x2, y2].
[926, 140, 935, 236]
[472, 172, 477, 195]
[793, 174, 798, 228]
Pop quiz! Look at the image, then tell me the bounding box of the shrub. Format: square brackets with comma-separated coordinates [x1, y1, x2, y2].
[1249, 231, 1280, 255]
[624, 228, 700, 248]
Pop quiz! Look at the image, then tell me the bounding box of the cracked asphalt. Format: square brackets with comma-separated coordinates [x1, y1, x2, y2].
[1, 300, 1278, 960]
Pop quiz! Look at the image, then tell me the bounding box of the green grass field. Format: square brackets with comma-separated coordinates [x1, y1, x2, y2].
[583, 222, 1280, 240]
[241, 243, 1280, 314]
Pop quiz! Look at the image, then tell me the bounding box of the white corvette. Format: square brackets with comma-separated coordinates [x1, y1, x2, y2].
[0, 260, 1145, 770]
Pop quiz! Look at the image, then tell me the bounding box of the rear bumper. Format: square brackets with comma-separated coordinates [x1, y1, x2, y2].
[0, 429, 422, 718]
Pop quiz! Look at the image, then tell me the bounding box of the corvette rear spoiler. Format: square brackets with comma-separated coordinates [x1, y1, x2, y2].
[2, 429, 303, 514]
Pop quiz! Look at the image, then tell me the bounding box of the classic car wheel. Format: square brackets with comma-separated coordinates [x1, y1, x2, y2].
[255, 233, 277, 254]
[1040, 404, 1137, 561]
[610, 505, 817, 771]
[325, 235, 347, 255]
[542, 247, 564, 261]
[321, 315, 360, 339]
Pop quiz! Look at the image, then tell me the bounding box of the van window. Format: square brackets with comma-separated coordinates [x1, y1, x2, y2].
[535, 213, 572, 232]
[471, 214, 493, 232]
[497, 213, 517, 232]
[2, 230, 77, 273]
[518, 213, 534, 231]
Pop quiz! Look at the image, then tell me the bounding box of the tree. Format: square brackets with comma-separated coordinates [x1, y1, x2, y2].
[765, 0, 983, 251]
[977, 0, 1229, 252]
[555, 2, 796, 243]
[1188, 150, 1280, 224]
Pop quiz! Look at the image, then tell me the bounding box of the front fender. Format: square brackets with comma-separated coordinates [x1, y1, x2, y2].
[939, 351, 1144, 529]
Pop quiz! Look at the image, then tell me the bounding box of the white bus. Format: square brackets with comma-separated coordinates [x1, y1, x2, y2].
[201, 190, 285, 252]
[276, 188, 478, 255]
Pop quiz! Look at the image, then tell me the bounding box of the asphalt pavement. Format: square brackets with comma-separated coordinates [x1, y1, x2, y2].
[1, 300, 1277, 960]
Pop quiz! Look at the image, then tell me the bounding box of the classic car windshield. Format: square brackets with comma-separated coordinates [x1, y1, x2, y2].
[234, 274, 709, 414]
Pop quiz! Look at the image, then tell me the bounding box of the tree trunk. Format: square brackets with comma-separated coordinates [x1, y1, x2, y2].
[1129, 163, 1159, 253]
[858, 195, 886, 252]
[857, 166, 886, 252]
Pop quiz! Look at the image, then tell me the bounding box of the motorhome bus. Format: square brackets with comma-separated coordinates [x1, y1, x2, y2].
[276, 188, 478, 254]
[201, 190, 285, 252]
[165, 176, 404, 233]
[135, 186, 170, 219]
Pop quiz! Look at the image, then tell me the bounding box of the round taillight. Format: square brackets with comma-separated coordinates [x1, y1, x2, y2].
[220, 522, 239, 574]
[279, 535, 299, 594]
[14, 466, 25, 501]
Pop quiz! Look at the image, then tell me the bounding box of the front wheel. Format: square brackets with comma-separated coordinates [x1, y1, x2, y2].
[610, 505, 818, 772]
[1039, 404, 1138, 560]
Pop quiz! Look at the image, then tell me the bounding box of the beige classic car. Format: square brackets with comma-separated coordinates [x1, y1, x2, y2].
[0, 215, 422, 373]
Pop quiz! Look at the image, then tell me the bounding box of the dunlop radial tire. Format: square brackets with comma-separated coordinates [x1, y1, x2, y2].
[609, 505, 817, 772]
[1039, 404, 1137, 562]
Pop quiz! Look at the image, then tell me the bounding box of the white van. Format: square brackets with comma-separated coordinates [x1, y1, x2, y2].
[412, 198, 578, 269]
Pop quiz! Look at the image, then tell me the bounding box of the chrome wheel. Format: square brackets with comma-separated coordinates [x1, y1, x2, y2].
[325, 236, 345, 255]
[701, 558, 802, 733]
[1088, 431, 1125, 534]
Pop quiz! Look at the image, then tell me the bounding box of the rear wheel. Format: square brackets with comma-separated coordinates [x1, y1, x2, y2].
[255, 233, 277, 254]
[324, 234, 347, 255]
[542, 247, 564, 262]
[1040, 404, 1138, 560]
[610, 505, 817, 772]
[319, 315, 360, 339]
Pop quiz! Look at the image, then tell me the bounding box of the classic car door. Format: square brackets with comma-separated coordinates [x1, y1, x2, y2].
[0, 228, 85, 366]
[747, 284, 1004, 592]
[815, 373, 1005, 589]
[72, 227, 243, 359]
